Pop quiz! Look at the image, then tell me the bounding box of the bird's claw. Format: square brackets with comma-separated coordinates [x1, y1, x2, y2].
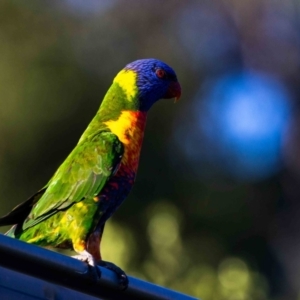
[72, 252, 128, 289]
[98, 260, 129, 290]
[87, 263, 102, 282]
[72, 252, 101, 282]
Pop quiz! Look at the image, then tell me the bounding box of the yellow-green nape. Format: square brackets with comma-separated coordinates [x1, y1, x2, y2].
[113, 69, 138, 102]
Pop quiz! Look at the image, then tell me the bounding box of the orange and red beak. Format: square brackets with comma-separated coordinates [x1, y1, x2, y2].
[164, 81, 181, 102]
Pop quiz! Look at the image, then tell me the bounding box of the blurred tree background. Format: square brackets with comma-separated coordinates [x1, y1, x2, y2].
[1, 0, 300, 299]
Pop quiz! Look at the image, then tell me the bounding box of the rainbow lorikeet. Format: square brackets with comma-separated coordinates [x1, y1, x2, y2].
[0, 59, 181, 288]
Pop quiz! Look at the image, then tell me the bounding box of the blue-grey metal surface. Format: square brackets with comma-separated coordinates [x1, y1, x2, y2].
[0, 234, 198, 300]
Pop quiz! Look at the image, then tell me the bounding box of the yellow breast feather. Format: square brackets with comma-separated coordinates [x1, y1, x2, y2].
[104, 111, 147, 170]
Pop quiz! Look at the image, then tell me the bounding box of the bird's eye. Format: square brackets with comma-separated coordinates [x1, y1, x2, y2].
[155, 68, 167, 79]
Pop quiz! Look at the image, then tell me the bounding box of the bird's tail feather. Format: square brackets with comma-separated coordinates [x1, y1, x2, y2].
[4, 225, 17, 238]
[0, 187, 46, 227]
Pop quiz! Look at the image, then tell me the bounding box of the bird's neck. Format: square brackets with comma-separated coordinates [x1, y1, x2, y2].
[79, 75, 142, 142]
[99, 69, 140, 118]
[79, 77, 148, 170]
[102, 72, 147, 170]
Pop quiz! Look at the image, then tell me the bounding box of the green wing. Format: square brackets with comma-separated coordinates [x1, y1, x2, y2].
[22, 131, 123, 230]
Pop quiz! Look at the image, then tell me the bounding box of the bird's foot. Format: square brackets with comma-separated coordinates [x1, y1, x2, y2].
[98, 260, 129, 290]
[72, 251, 101, 282]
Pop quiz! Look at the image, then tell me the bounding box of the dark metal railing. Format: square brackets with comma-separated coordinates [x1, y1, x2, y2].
[0, 234, 198, 300]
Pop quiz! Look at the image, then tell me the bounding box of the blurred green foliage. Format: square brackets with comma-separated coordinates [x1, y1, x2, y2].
[0, 1, 297, 299]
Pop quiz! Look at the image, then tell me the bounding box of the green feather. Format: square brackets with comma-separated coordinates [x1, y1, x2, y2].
[22, 131, 123, 230]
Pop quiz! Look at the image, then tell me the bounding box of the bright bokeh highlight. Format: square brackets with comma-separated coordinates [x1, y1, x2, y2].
[176, 72, 291, 181]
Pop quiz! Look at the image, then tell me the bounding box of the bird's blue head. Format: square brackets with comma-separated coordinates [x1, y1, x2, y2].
[114, 58, 181, 111]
